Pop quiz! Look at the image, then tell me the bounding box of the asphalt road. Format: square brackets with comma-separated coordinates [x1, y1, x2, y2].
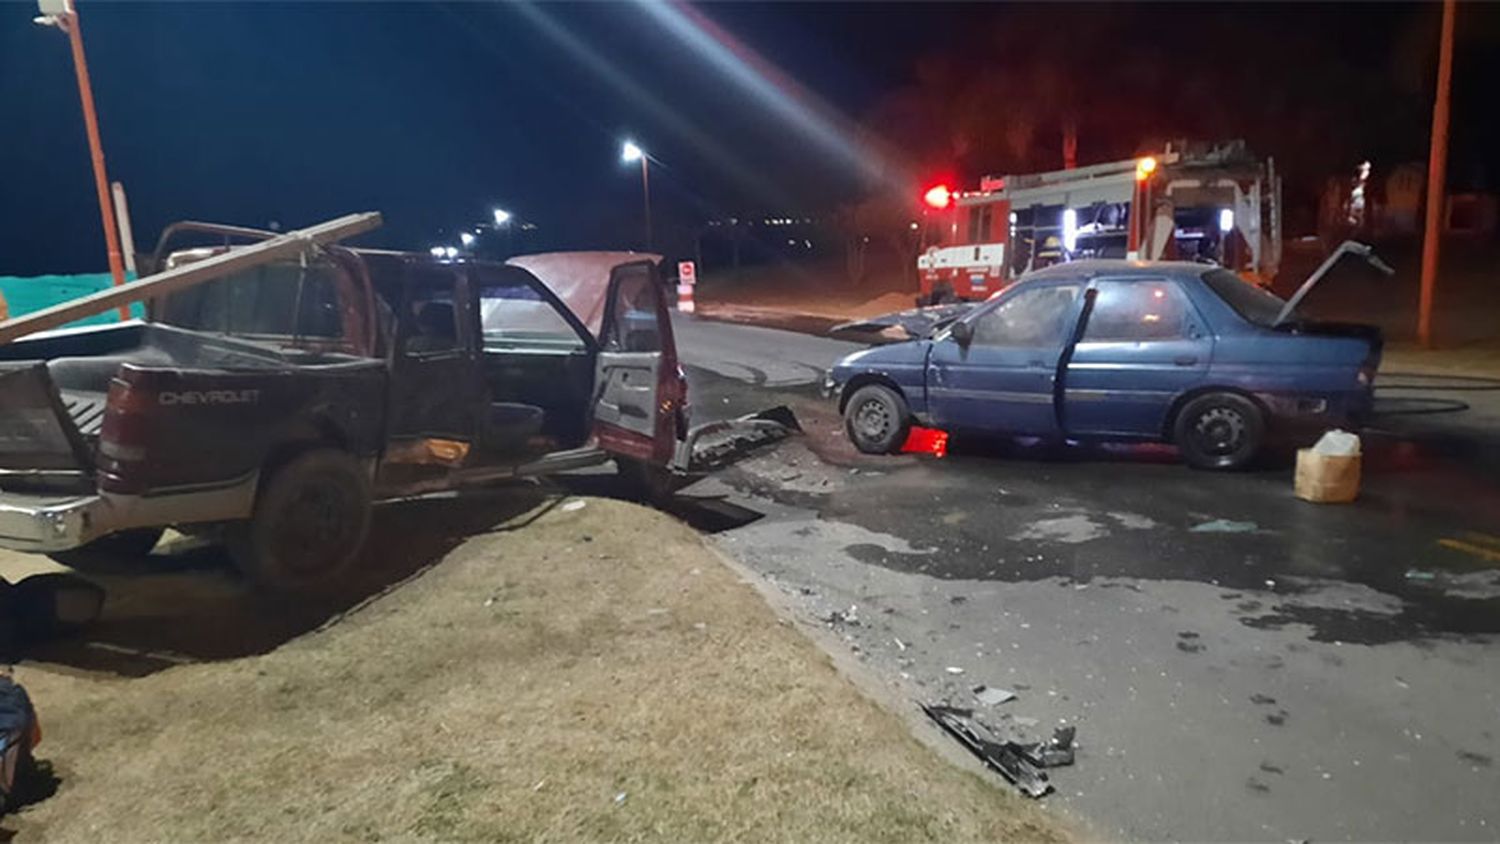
[670, 312, 1500, 842]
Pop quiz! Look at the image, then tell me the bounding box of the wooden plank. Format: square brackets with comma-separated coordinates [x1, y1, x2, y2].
[0, 212, 382, 345]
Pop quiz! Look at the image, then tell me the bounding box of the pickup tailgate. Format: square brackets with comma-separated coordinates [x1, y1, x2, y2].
[0, 362, 93, 477]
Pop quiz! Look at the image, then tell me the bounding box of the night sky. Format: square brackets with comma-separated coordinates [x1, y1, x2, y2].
[2, 2, 1497, 275]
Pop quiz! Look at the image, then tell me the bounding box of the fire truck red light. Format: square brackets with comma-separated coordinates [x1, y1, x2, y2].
[901, 426, 949, 458]
[923, 184, 952, 209]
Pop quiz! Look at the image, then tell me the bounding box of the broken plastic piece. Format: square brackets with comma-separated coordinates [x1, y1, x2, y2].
[921, 703, 1052, 798]
[1016, 726, 1077, 768]
[1189, 519, 1257, 533]
[901, 426, 949, 457]
[973, 685, 1017, 706]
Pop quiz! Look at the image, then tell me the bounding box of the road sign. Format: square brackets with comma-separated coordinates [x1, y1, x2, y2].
[37, 0, 69, 15]
[677, 260, 696, 286]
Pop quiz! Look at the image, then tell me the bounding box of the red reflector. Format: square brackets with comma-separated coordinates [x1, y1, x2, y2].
[901, 426, 949, 457]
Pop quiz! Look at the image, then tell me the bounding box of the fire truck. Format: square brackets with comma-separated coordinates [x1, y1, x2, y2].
[915, 140, 1282, 304]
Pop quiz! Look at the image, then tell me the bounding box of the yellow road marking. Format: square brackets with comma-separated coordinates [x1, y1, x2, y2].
[1438, 538, 1500, 565]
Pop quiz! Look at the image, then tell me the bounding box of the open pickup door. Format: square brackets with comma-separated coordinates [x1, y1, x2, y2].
[592, 260, 684, 466]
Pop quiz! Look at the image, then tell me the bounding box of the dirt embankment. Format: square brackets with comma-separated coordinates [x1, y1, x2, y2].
[7, 495, 1066, 843]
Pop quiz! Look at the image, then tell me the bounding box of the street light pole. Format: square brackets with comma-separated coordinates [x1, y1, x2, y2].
[621, 140, 652, 251]
[640, 154, 652, 252]
[37, 0, 130, 320]
[1418, 0, 1456, 349]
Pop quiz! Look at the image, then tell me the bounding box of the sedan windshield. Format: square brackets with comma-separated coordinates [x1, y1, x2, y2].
[1201, 268, 1287, 327]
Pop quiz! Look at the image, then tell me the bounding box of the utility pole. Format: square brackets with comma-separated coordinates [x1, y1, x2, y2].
[35, 0, 130, 320]
[639, 155, 653, 251]
[621, 141, 653, 251]
[1418, 0, 1456, 348]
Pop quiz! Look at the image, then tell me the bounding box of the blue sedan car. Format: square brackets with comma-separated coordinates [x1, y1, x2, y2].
[829, 255, 1384, 469]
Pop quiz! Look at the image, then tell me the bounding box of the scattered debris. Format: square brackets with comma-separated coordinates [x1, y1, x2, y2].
[1404, 569, 1436, 581]
[920, 704, 1062, 798]
[945, 666, 966, 675]
[893, 637, 908, 652]
[1015, 726, 1077, 768]
[824, 606, 861, 627]
[532, 779, 547, 792]
[973, 685, 1017, 707]
[613, 791, 628, 805]
[561, 499, 587, 512]
[1190, 519, 1258, 533]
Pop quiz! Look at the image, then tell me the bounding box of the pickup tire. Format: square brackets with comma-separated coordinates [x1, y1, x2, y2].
[843, 384, 911, 455]
[230, 449, 371, 594]
[1173, 392, 1265, 470]
[47, 527, 165, 572]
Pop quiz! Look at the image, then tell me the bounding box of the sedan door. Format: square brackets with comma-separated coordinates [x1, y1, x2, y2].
[927, 282, 1083, 435]
[1062, 278, 1212, 436]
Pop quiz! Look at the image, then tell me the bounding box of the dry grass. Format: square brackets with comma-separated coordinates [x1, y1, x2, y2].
[8, 497, 1066, 842]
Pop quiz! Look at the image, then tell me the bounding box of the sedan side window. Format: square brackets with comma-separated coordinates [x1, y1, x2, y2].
[1083, 280, 1190, 342]
[970, 284, 1080, 347]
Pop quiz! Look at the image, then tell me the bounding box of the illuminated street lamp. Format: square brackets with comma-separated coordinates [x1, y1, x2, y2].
[492, 208, 512, 227]
[429, 246, 445, 258]
[621, 140, 652, 250]
[459, 231, 476, 249]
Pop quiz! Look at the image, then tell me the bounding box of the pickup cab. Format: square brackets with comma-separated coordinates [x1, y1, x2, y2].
[0, 215, 694, 592]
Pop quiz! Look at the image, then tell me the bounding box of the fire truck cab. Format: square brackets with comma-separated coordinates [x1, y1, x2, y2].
[916, 140, 1282, 304]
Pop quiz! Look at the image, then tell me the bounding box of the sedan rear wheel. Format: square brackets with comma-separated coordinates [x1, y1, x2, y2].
[1173, 392, 1265, 470]
[843, 384, 911, 455]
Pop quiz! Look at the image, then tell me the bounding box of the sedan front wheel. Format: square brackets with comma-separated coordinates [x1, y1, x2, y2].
[843, 384, 911, 455]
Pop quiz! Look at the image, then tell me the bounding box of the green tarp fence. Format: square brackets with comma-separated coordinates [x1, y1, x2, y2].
[0, 273, 144, 329]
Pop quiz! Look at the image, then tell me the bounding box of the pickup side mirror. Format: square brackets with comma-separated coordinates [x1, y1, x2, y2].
[950, 320, 974, 346]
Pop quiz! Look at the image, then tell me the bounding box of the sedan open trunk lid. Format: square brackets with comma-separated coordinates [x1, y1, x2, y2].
[1272, 240, 1394, 328]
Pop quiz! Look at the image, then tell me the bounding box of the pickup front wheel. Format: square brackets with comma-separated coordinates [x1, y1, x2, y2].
[230, 449, 372, 594]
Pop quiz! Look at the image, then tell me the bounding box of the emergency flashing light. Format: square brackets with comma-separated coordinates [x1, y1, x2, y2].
[923, 184, 952, 209]
[1135, 156, 1158, 181]
[1062, 208, 1079, 252]
[1219, 208, 1234, 233]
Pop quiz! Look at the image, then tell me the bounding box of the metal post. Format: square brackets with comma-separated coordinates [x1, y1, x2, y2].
[111, 180, 137, 276]
[57, 4, 130, 320]
[641, 156, 653, 252]
[1418, 0, 1456, 348]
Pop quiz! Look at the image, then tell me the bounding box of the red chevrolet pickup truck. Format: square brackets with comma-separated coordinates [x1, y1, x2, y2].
[0, 215, 748, 593]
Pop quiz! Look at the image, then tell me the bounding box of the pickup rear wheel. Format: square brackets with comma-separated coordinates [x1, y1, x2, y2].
[230, 449, 371, 594]
[1173, 392, 1265, 470]
[844, 384, 911, 455]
